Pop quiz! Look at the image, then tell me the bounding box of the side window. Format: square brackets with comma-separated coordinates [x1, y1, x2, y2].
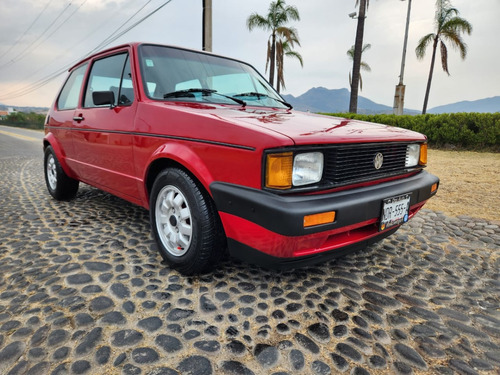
[57, 63, 88, 110]
[119, 55, 135, 105]
[84, 53, 134, 108]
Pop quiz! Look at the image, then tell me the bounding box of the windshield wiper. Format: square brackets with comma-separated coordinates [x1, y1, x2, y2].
[163, 88, 246, 107]
[234, 92, 293, 109]
[163, 88, 215, 98]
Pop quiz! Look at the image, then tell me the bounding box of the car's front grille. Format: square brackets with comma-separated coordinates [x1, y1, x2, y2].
[322, 143, 414, 187]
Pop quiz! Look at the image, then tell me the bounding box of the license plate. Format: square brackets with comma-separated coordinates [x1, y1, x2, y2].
[380, 194, 411, 231]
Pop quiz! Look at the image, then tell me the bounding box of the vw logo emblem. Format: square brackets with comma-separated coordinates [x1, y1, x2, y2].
[373, 153, 384, 170]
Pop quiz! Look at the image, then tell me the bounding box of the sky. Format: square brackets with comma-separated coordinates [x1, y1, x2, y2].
[0, 0, 498, 111]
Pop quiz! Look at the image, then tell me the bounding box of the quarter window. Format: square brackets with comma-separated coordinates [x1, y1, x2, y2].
[57, 63, 88, 110]
[84, 53, 134, 108]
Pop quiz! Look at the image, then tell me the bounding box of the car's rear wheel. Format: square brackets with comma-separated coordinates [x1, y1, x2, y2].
[44, 146, 79, 201]
[150, 168, 225, 275]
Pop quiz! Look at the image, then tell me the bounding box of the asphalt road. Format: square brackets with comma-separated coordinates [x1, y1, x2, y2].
[0, 125, 43, 158]
[0, 125, 499, 375]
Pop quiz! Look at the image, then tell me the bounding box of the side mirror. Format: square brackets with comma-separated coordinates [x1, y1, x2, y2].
[93, 91, 115, 107]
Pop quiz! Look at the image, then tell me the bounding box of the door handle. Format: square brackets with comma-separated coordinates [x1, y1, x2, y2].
[73, 115, 84, 122]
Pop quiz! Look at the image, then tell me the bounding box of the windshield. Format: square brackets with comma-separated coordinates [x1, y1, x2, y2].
[138, 44, 288, 109]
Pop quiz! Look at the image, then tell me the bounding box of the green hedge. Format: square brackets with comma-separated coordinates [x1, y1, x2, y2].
[0, 112, 45, 130]
[323, 113, 500, 151]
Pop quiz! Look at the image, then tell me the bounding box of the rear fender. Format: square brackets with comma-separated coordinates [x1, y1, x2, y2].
[43, 133, 77, 179]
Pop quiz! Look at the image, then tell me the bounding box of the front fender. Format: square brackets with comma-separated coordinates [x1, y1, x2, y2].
[142, 142, 215, 205]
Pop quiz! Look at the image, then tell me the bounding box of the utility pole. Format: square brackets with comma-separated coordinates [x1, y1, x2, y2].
[393, 0, 412, 115]
[202, 0, 212, 52]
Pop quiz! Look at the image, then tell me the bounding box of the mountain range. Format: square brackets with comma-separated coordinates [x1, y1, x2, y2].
[2, 88, 499, 114]
[282, 87, 500, 114]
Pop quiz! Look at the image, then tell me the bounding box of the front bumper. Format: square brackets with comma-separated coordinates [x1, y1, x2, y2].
[211, 171, 439, 265]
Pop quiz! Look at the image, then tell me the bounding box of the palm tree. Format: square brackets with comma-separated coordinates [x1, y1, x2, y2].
[276, 30, 303, 93]
[347, 43, 371, 91]
[349, 0, 369, 113]
[416, 0, 472, 114]
[247, 0, 300, 88]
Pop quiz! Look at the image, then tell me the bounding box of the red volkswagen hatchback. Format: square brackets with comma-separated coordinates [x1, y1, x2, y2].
[44, 43, 439, 274]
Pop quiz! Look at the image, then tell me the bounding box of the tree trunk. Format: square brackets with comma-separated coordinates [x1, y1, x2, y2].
[422, 36, 439, 114]
[269, 32, 276, 88]
[349, 0, 367, 113]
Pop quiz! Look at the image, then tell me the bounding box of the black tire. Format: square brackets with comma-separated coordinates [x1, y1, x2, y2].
[44, 146, 79, 201]
[150, 168, 225, 275]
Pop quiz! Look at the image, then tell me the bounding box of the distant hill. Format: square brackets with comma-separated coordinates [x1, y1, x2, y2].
[282, 87, 419, 115]
[428, 96, 500, 114]
[282, 87, 499, 115]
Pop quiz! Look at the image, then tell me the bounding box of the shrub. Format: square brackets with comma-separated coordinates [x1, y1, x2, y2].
[0, 111, 45, 130]
[323, 113, 500, 151]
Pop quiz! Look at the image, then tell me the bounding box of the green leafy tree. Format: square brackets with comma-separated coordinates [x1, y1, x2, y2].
[276, 29, 303, 94]
[416, 0, 472, 114]
[247, 0, 300, 88]
[347, 43, 371, 91]
[349, 0, 369, 113]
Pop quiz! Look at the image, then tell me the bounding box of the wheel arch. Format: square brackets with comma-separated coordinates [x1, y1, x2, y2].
[144, 145, 215, 208]
[43, 134, 76, 179]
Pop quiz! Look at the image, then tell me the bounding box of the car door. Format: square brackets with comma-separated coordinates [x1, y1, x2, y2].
[48, 63, 88, 173]
[72, 51, 139, 199]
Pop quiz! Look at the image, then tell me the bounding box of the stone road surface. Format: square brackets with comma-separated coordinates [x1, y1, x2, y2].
[0, 128, 499, 374]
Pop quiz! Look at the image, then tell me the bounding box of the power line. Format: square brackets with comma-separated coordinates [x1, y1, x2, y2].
[89, 0, 155, 55]
[0, 0, 54, 62]
[10, 0, 137, 86]
[27, 0, 89, 58]
[0, 0, 175, 102]
[0, 2, 73, 69]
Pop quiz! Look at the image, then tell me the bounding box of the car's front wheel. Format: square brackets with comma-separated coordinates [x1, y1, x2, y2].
[44, 146, 79, 201]
[150, 168, 225, 275]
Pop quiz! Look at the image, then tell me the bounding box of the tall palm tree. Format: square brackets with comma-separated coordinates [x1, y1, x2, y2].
[416, 0, 472, 114]
[247, 0, 300, 88]
[276, 30, 303, 94]
[347, 43, 371, 91]
[349, 0, 369, 113]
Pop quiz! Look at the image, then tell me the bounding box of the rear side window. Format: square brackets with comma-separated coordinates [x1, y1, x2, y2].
[57, 63, 88, 110]
[84, 53, 134, 108]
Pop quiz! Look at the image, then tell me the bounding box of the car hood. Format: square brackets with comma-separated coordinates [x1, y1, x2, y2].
[220, 107, 426, 145]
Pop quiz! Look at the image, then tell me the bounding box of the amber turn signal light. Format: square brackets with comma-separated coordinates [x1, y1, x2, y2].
[266, 152, 293, 189]
[431, 183, 438, 194]
[304, 211, 336, 228]
[419, 143, 428, 166]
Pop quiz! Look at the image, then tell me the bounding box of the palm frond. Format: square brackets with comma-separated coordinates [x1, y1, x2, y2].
[247, 14, 270, 31]
[284, 50, 304, 67]
[415, 33, 436, 60]
[440, 41, 450, 75]
[265, 39, 272, 73]
[441, 29, 468, 59]
[442, 17, 473, 36]
[360, 61, 371, 72]
[276, 26, 301, 46]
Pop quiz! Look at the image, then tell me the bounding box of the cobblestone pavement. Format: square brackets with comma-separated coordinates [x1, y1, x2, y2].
[1, 155, 499, 375]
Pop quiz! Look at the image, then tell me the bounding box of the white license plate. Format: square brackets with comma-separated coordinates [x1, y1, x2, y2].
[380, 194, 411, 231]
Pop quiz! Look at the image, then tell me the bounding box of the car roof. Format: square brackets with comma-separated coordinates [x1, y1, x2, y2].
[67, 42, 243, 72]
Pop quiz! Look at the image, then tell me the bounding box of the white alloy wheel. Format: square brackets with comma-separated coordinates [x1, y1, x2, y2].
[155, 185, 193, 257]
[46, 154, 58, 191]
